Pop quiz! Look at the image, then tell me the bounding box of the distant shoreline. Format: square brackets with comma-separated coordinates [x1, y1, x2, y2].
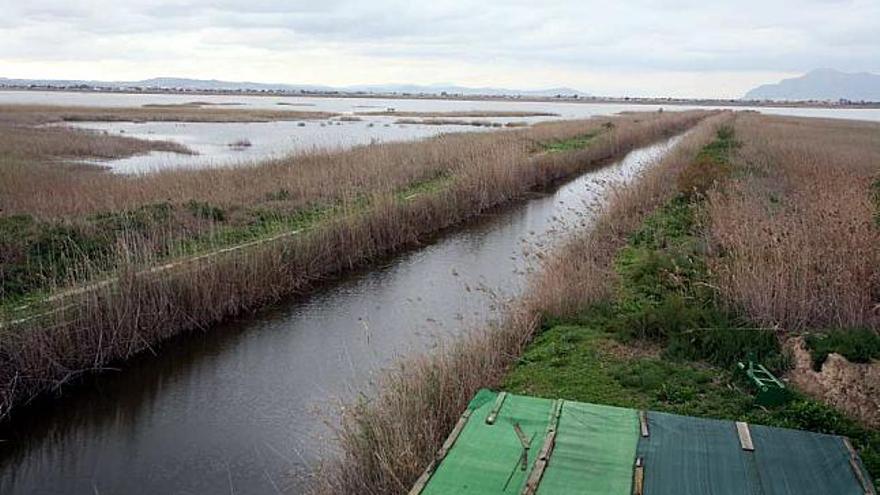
[2, 85, 878, 110]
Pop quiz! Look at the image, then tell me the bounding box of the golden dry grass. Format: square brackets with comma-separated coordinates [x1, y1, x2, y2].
[0, 123, 192, 161]
[311, 113, 731, 495]
[0, 109, 712, 421]
[0, 103, 334, 125]
[314, 112, 880, 494]
[356, 110, 557, 118]
[707, 114, 880, 331]
[1, 110, 704, 219]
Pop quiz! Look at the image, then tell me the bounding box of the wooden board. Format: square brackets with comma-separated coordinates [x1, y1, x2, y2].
[408, 409, 473, 495]
[736, 422, 754, 451]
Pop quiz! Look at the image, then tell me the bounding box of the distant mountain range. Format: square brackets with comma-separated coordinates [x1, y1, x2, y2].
[0, 76, 589, 98]
[744, 69, 880, 102]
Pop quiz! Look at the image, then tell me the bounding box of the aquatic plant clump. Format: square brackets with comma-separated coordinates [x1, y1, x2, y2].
[0, 107, 711, 420]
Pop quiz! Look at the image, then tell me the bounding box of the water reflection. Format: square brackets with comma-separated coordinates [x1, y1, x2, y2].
[1, 136, 676, 494]
[5, 90, 876, 173]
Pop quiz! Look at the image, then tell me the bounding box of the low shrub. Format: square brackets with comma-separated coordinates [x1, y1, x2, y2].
[806, 327, 880, 370]
[185, 200, 226, 221]
[611, 129, 782, 369]
[676, 125, 736, 197]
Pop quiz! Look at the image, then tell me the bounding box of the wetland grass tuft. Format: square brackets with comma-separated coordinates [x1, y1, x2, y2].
[315, 113, 880, 493]
[0, 107, 711, 421]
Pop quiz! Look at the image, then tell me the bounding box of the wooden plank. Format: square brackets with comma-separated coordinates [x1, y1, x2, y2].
[485, 392, 508, 425]
[736, 421, 754, 451]
[409, 409, 473, 495]
[520, 400, 564, 495]
[407, 460, 436, 495]
[849, 457, 875, 495]
[438, 409, 472, 459]
[520, 430, 557, 495]
[843, 437, 858, 457]
[639, 411, 649, 438]
[843, 437, 876, 495]
[547, 399, 564, 432]
[632, 457, 645, 495]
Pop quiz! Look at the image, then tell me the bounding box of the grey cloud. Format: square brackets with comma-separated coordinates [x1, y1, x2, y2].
[1, 0, 877, 88]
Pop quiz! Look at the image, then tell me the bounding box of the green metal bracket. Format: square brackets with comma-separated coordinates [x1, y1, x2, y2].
[737, 358, 789, 407]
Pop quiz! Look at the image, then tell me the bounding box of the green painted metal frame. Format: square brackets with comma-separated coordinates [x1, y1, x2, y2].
[737, 359, 789, 407]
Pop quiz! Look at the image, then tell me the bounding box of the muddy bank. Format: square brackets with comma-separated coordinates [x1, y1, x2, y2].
[788, 337, 880, 428]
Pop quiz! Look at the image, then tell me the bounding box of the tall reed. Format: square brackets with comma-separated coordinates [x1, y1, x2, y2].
[0, 110, 712, 420]
[311, 113, 732, 494]
[706, 114, 880, 330]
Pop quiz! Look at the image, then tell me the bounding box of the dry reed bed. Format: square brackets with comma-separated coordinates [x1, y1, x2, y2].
[0, 111, 712, 420]
[356, 110, 558, 118]
[312, 113, 733, 495]
[0, 123, 193, 161]
[395, 118, 501, 127]
[3, 111, 700, 219]
[707, 114, 880, 331]
[0, 104, 334, 126]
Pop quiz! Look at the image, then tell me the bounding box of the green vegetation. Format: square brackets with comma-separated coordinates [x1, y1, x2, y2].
[395, 171, 454, 200]
[505, 127, 879, 485]
[612, 196, 782, 369]
[503, 322, 880, 481]
[676, 124, 736, 196]
[173, 203, 338, 258]
[610, 127, 781, 369]
[185, 200, 226, 221]
[1, 213, 117, 300]
[0, 171, 462, 305]
[0, 201, 325, 302]
[806, 327, 880, 370]
[541, 130, 601, 153]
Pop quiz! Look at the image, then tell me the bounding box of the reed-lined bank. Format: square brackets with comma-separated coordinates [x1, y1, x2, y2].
[0, 108, 711, 419]
[314, 112, 880, 494]
[0, 103, 335, 124]
[312, 113, 731, 494]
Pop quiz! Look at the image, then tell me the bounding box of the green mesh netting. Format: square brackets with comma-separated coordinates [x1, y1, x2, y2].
[637, 411, 763, 495]
[749, 424, 867, 495]
[536, 401, 638, 495]
[417, 391, 872, 495]
[422, 391, 554, 494]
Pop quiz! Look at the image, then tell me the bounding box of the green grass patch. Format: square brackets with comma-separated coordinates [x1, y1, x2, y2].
[185, 200, 226, 222]
[0, 214, 115, 299]
[612, 194, 781, 368]
[395, 171, 455, 200]
[505, 320, 755, 422]
[505, 126, 879, 484]
[171, 202, 338, 257]
[677, 125, 737, 197]
[503, 321, 880, 484]
[541, 130, 601, 153]
[91, 202, 174, 231]
[806, 327, 880, 370]
[0, 171, 459, 307]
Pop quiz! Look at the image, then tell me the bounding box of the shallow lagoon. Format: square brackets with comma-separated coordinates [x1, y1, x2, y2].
[5, 90, 879, 173]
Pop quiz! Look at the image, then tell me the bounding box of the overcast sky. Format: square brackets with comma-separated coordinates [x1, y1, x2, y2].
[1, 0, 878, 98]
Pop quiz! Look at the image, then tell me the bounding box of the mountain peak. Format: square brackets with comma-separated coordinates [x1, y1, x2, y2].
[744, 69, 880, 102]
[806, 68, 841, 75]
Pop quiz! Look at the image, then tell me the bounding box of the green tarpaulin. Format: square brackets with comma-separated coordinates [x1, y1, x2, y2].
[637, 411, 764, 495]
[536, 401, 639, 495]
[749, 424, 867, 495]
[421, 392, 553, 494]
[413, 390, 875, 495]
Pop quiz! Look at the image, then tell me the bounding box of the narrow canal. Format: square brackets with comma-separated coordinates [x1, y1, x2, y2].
[0, 134, 682, 494]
